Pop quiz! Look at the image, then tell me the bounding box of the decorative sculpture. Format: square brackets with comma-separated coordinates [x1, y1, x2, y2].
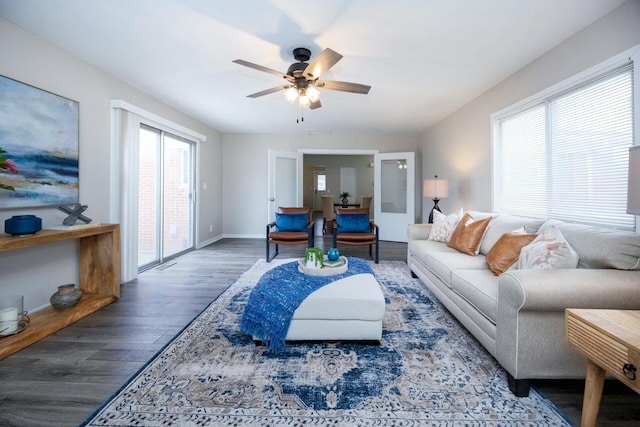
[57, 203, 92, 226]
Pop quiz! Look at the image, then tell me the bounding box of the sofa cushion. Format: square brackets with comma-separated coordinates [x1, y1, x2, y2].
[554, 222, 640, 270]
[479, 214, 545, 255]
[517, 226, 579, 270]
[408, 239, 453, 265]
[424, 250, 490, 287]
[428, 208, 463, 242]
[486, 232, 537, 275]
[450, 269, 499, 325]
[447, 213, 493, 256]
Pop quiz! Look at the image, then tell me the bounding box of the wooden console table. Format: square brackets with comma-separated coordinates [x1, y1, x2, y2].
[0, 224, 120, 360]
[566, 309, 640, 427]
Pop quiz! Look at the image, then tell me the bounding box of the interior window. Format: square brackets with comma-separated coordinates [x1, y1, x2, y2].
[493, 62, 635, 231]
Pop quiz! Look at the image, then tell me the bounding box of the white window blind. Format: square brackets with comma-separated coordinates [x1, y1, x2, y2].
[494, 63, 635, 230]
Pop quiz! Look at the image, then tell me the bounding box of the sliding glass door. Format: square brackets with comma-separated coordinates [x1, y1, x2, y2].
[138, 124, 195, 271]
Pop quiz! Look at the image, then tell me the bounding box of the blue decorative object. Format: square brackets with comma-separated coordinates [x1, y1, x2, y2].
[274, 212, 308, 231]
[241, 257, 374, 350]
[336, 213, 370, 233]
[327, 247, 340, 261]
[4, 215, 42, 235]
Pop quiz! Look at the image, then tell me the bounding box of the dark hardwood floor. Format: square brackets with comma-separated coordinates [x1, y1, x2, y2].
[0, 219, 638, 426]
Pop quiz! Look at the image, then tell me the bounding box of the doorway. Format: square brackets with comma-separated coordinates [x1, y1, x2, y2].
[269, 149, 416, 242]
[138, 124, 195, 271]
[303, 153, 375, 212]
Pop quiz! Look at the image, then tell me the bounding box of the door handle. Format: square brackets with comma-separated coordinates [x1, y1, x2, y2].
[269, 198, 275, 202]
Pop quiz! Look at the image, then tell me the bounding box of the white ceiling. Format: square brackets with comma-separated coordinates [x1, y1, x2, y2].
[0, 0, 626, 135]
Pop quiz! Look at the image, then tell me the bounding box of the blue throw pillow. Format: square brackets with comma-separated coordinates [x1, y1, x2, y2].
[275, 213, 308, 232]
[336, 213, 371, 233]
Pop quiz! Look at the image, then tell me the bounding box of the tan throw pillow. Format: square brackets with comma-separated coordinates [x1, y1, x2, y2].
[447, 213, 493, 256]
[428, 208, 463, 243]
[517, 226, 580, 270]
[486, 232, 537, 275]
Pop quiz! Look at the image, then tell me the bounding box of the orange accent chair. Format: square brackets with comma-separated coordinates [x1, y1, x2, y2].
[266, 207, 314, 262]
[332, 207, 379, 263]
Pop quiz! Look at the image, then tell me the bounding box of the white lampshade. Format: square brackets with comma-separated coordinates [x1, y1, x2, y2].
[627, 146, 640, 215]
[423, 176, 449, 199]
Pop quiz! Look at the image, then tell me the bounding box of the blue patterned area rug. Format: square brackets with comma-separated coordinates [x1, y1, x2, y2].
[82, 259, 573, 426]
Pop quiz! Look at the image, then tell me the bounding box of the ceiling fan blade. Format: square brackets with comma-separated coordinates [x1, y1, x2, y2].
[246, 85, 290, 98]
[309, 99, 322, 110]
[315, 79, 371, 94]
[232, 59, 288, 79]
[303, 48, 343, 80]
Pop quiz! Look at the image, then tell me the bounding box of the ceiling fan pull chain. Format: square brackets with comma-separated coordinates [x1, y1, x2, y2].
[296, 105, 304, 123]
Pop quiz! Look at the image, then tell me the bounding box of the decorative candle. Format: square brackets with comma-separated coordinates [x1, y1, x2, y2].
[0, 306, 19, 334]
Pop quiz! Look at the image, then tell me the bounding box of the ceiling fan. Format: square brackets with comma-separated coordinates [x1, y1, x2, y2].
[233, 47, 371, 110]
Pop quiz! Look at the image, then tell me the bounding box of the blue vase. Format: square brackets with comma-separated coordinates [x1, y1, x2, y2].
[327, 248, 340, 261]
[4, 215, 42, 235]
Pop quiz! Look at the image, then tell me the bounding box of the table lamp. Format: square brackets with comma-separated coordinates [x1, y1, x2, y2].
[423, 175, 449, 223]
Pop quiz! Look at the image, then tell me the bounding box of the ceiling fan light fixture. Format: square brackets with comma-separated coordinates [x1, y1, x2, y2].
[299, 93, 311, 108]
[306, 86, 320, 102]
[234, 47, 370, 112]
[285, 87, 298, 103]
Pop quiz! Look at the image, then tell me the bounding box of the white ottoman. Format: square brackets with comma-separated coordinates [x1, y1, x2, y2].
[285, 273, 386, 342]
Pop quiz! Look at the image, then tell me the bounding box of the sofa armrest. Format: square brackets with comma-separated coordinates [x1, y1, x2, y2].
[499, 269, 640, 312]
[496, 268, 640, 379]
[407, 223, 432, 241]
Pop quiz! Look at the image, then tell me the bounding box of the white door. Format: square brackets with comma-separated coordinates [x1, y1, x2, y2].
[268, 150, 303, 222]
[374, 152, 415, 242]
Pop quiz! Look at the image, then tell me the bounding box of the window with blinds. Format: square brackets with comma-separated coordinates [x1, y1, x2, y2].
[493, 62, 635, 230]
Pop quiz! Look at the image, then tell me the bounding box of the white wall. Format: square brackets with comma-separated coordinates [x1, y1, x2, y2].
[222, 133, 418, 237]
[0, 18, 223, 312]
[418, 0, 640, 219]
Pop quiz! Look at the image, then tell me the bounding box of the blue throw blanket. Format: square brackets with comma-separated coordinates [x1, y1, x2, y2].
[241, 257, 374, 350]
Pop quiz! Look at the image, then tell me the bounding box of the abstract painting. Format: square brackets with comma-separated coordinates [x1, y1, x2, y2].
[0, 75, 79, 208]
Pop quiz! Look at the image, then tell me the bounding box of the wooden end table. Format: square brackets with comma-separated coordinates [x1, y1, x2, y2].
[566, 309, 640, 427]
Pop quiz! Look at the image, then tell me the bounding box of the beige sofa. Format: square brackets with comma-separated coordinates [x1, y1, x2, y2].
[407, 212, 640, 396]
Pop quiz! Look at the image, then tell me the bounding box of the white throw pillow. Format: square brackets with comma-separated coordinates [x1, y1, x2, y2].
[537, 219, 564, 234]
[428, 208, 463, 243]
[517, 226, 579, 270]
